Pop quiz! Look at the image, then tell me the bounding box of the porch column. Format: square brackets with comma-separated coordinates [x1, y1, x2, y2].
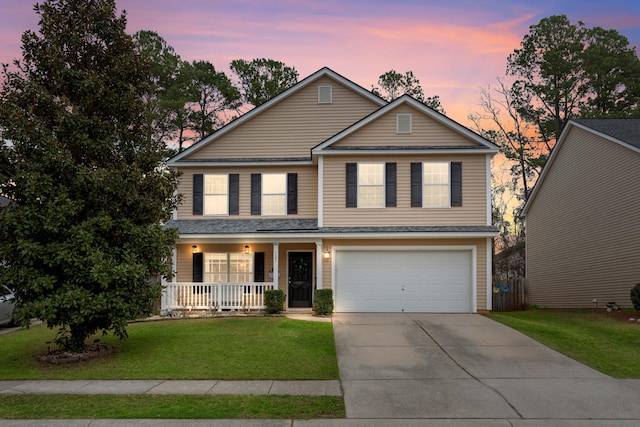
[161, 246, 177, 311]
[315, 241, 323, 290]
[272, 242, 279, 290]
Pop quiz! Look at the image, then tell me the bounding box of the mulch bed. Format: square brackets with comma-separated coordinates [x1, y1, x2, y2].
[38, 344, 113, 365]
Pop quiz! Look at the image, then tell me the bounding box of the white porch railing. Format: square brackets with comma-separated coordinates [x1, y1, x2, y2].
[162, 282, 275, 313]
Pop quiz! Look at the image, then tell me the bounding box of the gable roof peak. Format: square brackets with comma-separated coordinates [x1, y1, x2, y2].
[167, 67, 387, 165]
[313, 93, 498, 152]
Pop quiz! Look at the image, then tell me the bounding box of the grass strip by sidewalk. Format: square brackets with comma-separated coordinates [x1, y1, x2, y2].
[0, 395, 345, 419]
[0, 317, 338, 380]
[488, 309, 640, 378]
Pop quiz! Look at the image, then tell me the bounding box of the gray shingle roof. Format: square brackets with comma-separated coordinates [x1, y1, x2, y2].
[573, 118, 640, 149]
[163, 219, 498, 235]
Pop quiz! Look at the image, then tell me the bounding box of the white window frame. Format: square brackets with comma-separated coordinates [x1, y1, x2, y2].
[204, 252, 253, 283]
[423, 162, 450, 208]
[396, 114, 412, 134]
[204, 174, 228, 216]
[262, 173, 287, 216]
[357, 162, 385, 208]
[318, 86, 332, 104]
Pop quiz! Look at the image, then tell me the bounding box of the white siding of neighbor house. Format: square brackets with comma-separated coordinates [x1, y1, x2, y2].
[186, 76, 381, 160]
[176, 165, 317, 220]
[526, 126, 640, 308]
[322, 154, 488, 227]
[331, 104, 478, 147]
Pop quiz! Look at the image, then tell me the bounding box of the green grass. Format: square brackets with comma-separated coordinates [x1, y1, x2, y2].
[0, 317, 339, 380]
[488, 309, 640, 378]
[0, 395, 345, 419]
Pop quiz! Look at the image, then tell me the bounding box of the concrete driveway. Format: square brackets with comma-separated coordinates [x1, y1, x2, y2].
[333, 313, 640, 422]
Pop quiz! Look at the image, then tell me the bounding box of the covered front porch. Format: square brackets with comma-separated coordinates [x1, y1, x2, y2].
[161, 238, 328, 314]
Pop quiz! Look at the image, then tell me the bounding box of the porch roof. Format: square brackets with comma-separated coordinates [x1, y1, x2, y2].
[163, 219, 498, 236]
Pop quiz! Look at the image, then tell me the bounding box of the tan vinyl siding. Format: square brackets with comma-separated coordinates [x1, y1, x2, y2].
[332, 105, 478, 147]
[188, 76, 380, 160]
[176, 165, 317, 220]
[322, 238, 489, 310]
[322, 154, 488, 227]
[527, 126, 640, 308]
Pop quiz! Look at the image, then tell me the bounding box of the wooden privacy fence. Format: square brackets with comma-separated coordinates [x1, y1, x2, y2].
[492, 276, 527, 311]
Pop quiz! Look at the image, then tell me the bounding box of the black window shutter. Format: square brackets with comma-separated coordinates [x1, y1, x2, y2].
[411, 162, 422, 207]
[346, 163, 357, 208]
[192, 252, 203, 282]
[193, 174, 204, 215]
[251, 174, 261, 215]
[385, 162, 397, 207]
[451, 162, 462, 207]
[254, 252, 265, 282]
[229, 174, 239, 215]
[287, 173, 298, 215]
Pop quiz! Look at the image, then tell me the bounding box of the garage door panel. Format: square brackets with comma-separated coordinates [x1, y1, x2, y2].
[335, 250, 472, 313]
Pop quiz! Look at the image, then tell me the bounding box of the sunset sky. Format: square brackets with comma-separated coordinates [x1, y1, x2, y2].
[1, 0, 639, 125]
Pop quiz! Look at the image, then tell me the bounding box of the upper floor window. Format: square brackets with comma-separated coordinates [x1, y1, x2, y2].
[411, 161, 462, 208]
[346, 162, 396, 208]
[396, 114, 412, 134]
[204, 174, 228, 215]
[262, 173, 287, 216]
[358, 163, 385, 208]
[423, 162, 450, 208]
[251, 173, 297, 216]
[193, 173, 238, 216]
[318, 86, 332, 104]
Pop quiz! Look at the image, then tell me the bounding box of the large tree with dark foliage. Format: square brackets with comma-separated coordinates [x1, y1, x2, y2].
[0, 0, 179, 352]
[230, 58, 299, 108]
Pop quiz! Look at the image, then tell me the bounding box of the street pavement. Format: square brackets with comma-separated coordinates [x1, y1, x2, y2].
[1, 313, 640, 426]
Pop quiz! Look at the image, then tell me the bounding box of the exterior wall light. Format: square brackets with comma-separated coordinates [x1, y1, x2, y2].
[192, 245, 198, 254]
[244, 245, 250, 254]
[323, 249, 331, 259]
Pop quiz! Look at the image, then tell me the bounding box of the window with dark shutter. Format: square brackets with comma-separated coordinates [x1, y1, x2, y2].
[254, 252, 265, 282]
[287, 173, 298, 214]
[410, 163, 422, 207]
[451, 162, 462, 207]
[192, 252, 203, 282]
[346, 163, 357, 207]
[251, 174, 261, 215]
[385, 162, 396, 207]
[193, 174, 203, 215]
[229, 174, 239, 215]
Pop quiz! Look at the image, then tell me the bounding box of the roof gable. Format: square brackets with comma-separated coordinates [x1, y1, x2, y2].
[572, 118, 640, 150]
[313, 95, 499, 153]
[523, 119, 640, 214]
[168, 68, 386, 165]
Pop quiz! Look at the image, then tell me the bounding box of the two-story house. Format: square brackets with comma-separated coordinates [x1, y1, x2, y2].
[162, 67, 498, 314]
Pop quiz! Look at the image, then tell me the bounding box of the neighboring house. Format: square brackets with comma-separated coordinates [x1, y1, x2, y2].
[524, 119, 640, 309]
[162, 67, 498, 314]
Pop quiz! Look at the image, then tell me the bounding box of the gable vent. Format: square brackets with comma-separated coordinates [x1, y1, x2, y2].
[318, 86, 332, 104]
[396, 114, 412, 134]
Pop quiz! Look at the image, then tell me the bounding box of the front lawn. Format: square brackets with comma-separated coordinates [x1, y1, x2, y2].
[488, 309, 640, 378]
[0, 317, 339, 380]
[0, 317, 345, 419]
[0, 395, 345, 419]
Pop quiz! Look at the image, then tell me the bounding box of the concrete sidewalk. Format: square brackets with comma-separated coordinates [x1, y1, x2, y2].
[0, 379, 341, 396]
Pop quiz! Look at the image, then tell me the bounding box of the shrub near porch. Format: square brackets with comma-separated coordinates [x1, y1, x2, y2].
[0, 318, 339, 380]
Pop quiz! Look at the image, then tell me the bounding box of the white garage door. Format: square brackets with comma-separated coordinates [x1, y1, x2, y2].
[335, 250, 472, 313]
